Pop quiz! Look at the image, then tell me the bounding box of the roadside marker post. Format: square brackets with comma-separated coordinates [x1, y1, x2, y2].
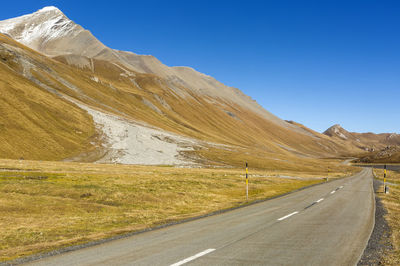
[384, 164, 387, 193]
[245, 162, 248, 201]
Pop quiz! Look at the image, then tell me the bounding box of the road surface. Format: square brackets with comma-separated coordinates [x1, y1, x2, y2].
[28, 168, 374, 266]
[359, 164, 400, 172]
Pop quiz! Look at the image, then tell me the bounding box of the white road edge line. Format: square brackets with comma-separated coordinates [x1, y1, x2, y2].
[170, 249, 216, 266]
[277, 211, 299, 221]
[316, 198, 324, 203]
[330, 190, 336, 194]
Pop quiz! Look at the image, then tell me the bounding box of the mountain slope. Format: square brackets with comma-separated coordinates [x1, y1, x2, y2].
[0, 7, 372, 169]
[0, 6, 297, 129]
[0, 34, 96, 160]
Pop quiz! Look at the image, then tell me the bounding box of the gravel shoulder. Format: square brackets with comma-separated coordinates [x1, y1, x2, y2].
[358, 179, 393, 265]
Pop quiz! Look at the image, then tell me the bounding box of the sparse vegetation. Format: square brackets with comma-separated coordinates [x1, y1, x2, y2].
[373, 168, 400, 265]
[0, 159, 353, 262]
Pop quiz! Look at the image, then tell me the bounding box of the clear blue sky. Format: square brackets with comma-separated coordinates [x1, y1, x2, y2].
[1, 0, 399, 133]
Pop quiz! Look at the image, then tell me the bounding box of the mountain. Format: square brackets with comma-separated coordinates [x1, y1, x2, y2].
[323, 124, 400, 151]
[323, 124, 353, 141]
[0, 6, 289, 127]
[0, 6, 389, 168]
[323, 124, 400, 163]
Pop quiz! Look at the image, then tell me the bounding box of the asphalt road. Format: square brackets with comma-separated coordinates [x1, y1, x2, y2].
[28, 168, 374, 266]
[360, 164, 400, 172]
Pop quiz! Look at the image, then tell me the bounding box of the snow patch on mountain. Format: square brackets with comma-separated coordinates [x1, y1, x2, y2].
[38, 6, 61, 13]
[0, 6, 78, 48]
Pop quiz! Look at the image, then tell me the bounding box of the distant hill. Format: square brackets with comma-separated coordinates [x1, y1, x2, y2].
[323, 124, 400, 163]
[353, 146, 400, 163]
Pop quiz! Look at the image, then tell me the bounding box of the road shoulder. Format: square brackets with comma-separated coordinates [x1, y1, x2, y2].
[358, 179, 393, 265]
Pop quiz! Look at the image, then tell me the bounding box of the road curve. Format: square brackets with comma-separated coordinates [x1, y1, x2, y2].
[27, 168, 374, 266]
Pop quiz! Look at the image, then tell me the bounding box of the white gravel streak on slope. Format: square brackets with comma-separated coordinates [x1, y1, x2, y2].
[78, 104, 199, 165]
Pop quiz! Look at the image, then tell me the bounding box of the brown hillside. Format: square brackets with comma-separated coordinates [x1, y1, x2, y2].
[0, 32, 361, 170]
[0, 35, 96, 160]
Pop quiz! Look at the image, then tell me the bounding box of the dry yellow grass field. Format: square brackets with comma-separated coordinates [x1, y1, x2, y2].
[373, 168, 400, 265]
[0, 159, 355, 262]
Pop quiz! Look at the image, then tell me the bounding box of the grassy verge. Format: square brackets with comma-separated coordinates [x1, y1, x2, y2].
[373, 168, 400, 265]
[0, 159, 353, 261]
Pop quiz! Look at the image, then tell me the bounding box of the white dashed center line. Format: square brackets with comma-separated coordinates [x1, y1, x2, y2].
[316, 198, 324, 203]
[170, 249, 216, 266]
[277, 211, 299, 221]
[330, 190, 336, 194]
